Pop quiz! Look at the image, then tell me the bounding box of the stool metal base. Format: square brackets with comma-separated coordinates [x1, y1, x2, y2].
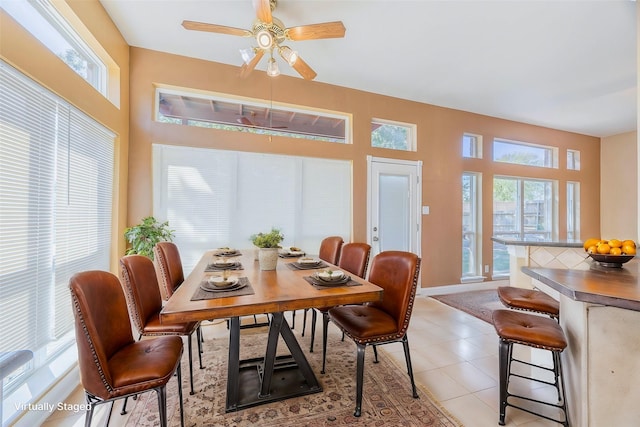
[498, 339, 569, 427]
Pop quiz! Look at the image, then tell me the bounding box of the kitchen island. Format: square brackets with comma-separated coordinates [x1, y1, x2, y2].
[491, 237, 586, 294]
[522, 259, 640, 427]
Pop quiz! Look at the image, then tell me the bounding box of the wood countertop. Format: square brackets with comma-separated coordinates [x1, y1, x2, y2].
[522, 259, 640, 312]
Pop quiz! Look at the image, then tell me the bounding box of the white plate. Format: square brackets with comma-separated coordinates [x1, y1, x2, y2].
[213, 259, 237, 266]
[298, 257, 320, 264]
[316, 270, 344, 282]
[207, 275, 239, 288]
[200, 280, 247, 293]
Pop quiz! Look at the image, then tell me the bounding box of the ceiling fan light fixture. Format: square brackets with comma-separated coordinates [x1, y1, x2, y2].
[278, 46, 298, 66]
[266, 57, 280, 77]
[255, 29, 273, 49]
[239, 47, 256, 64]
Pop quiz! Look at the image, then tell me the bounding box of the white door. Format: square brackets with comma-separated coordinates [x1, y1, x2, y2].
[367, 156, 422, 257]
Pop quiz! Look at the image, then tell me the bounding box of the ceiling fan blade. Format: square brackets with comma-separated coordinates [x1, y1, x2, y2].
[239, 49, 265, 79]
[291, 56, 317, 81]
[182, 20, 252, 37]
[253, 0, 273, 23]
[286, 21, 346, 41]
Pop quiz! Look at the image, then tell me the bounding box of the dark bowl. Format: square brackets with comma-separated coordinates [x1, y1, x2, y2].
[588, 253, 635, 268]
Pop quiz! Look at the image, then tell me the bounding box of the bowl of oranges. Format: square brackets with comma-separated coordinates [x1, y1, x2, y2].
[583, 238, 636, 268]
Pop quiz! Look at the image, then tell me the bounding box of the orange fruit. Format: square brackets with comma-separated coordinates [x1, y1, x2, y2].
[587, 245, 598, 254]
[622, 240, 636, 249]
[583, 238, 600, 252]
[610, 247, 622, 256]
[608, 239, 622, 248]
[596, 243, 611, 254]
[622, 244, 637, 255]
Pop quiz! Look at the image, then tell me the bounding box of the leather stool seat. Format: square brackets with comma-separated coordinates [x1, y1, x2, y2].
[493, 309, 566, 350]
[492, 309, 569, 426]
[497, 286, 559, 318]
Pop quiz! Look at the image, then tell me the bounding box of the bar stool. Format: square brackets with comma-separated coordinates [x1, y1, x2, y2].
[492, 309, 569, 427]
[497, 286, 559, 320]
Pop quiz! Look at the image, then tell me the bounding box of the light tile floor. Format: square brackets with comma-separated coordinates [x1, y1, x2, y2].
[41, 295, 567, 427]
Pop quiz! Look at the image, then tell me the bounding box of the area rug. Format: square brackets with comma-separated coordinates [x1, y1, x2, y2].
[124, 324, 462, 426]
[431, 289, 503, 324]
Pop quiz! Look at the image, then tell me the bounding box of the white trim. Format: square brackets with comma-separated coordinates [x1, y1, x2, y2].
[418, 279, 509, 297]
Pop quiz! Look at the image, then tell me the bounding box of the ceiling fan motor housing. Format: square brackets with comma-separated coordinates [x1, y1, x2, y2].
[252, 18, 287, 49]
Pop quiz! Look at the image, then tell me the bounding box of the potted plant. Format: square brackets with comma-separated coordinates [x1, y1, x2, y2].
[250, 227, 284, 270]
[124, 216, 174, 260]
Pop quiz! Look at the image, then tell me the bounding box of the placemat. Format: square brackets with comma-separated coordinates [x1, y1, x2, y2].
[286, 260, 329, 270]
[303, 275, 362, 289]
[204, 262, 244, 272]
[191, 277, 254, 301]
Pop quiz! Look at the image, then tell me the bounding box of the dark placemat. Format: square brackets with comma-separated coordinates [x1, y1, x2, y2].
[286, 260, 329, 270]
[303, 275, 362, 289]
[204, 262, 243, 272]
[191, 277, 254, 301]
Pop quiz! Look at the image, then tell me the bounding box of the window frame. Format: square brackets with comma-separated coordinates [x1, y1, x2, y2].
[155, 86, 350, 144]
[492, 175, 558, 276]
[371, 118, 417, 151]
[493, 138, 558, 169]
[462, 133, 483, 159]
[462, 172, 483, 280]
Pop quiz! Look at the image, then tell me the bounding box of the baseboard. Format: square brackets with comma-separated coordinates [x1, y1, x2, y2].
[418, 279, 509, 297]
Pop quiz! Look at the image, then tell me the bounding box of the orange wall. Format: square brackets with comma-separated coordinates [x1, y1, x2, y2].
[129, 48, 601, 287]
[0, 1, 130, 273]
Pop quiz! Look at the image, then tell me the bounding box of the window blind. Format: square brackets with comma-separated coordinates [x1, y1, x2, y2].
[0, 61, 114, 390]
[153, 145, 352, 274]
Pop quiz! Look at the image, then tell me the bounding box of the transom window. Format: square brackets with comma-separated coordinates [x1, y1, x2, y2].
[156, 87, 349, 143]
[462, 133, 482, 158]
[493, 138, 557, 168]
[371, 119, 416, 151]
[1, 0, 116, 101]
[567, 149, 581, 170]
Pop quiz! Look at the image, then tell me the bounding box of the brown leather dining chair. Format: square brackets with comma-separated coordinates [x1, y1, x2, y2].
[119, 255, 203, 396]
[309, 242, 371, 360]
[154, 242, 205, 343]
[328, 250, 421, 417]
[296, 236, 344, 333]
[69, 270, 184, 427]
[153, 241, 185, 301]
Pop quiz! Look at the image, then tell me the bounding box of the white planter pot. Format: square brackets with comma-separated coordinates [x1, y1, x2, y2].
[258, 248, 279, 270]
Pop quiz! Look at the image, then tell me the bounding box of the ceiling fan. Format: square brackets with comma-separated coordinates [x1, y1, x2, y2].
[182, 0, 346, 81]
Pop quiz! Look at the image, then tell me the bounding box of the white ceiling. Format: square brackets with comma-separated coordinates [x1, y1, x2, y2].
[100, 0, 637, 138]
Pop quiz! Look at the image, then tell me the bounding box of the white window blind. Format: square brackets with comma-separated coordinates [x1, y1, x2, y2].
[153, 145, 352, 274]
[0, 61, 114, 411]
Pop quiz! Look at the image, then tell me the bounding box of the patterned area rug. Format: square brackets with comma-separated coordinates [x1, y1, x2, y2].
[431, 289, 503, 324]
[124, 324, 462, 426]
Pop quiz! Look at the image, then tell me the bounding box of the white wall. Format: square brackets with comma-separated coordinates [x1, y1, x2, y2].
[601, 131, 638, 240]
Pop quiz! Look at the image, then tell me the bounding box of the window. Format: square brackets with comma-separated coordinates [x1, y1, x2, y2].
[462, 133, 482, 158]
[156, 87, 349, 143]
[567, 181, 580, 240]
[153, 145, 351, 274]
[492, 176, 556, 276]
[0, 61, 114, 425]
[493, 138, 557, 168]
[371, 119, 416, 151]
[567, 149, 581, 170]
[462, 172, 482, 279]
[1, 0, 115, 98]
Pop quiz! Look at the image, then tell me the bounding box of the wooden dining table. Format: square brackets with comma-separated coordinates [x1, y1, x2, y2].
[160, 249, 383, 412]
